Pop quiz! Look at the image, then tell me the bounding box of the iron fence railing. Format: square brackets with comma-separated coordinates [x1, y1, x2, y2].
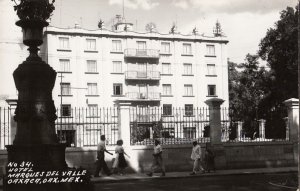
[0, 107, 12, 149]
[130, 107, 210, 145]
[55, 107, 119, 147]
[0, 105, 290, 148]
[220, 107, 289, 142]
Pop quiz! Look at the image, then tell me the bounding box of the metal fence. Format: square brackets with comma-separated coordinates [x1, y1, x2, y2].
[130, 107, 210, 145]
[0, 105, 290, 148]
[0, 108, 12, 149]
[220, 107, 289, 142]
[55, 107, 119, 147]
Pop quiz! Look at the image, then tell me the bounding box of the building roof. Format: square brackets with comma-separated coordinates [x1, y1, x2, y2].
[44, 26, 229, 44]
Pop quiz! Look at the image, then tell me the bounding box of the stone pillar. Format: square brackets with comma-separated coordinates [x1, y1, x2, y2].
[283, 98, 299, 142]
[116, 101, 131, 147]
[283, 117, 289, 141]
[283, 98, 299, 165]
[205, 98, 224, 144]
[258, 119, 266, 139]
[236, 121, 243, 141]
[205, 98, 226, 169]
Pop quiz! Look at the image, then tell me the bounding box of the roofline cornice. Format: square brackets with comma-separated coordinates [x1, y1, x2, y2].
[44, 30, 229, 44]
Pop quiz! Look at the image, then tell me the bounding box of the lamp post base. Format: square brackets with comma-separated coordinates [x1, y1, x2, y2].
[4, 144, 68, 191]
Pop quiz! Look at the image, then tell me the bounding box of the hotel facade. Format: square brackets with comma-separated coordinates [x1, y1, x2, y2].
[41, 21, 229, 116]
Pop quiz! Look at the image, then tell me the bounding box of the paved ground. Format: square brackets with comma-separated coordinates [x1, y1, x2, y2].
[94, 173, 298, 191]
[0, 167, 297, 190]
[91, 167, 298, 191]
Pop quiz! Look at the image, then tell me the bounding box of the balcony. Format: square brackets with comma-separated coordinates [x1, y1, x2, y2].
[125, 92, 161, 101]
[124, 49, 159, 59]
[125, 71, 161, 81]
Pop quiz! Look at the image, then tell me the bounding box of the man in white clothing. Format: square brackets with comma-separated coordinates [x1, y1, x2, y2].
[190, 141, 204, 175]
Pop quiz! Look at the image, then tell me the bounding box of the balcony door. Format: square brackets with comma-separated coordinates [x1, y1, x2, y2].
[137, 41, 147, 56]
[138, 84, 147, 99]
[137, 63, 147, 78]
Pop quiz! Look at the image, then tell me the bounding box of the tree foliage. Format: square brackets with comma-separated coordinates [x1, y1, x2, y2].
[258, 6, 298, 105]
[229, 6, 297, 138]
[229, 54, 271, 136]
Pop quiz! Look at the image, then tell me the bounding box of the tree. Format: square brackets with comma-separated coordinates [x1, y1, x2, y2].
[229, 54, 271, 137]
[257, 6, 298, 138]
[258, 6, 298, 106]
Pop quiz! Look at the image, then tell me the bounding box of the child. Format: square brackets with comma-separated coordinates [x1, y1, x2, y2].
[112, 140, 130, 175]
[204, 143, 216, 173]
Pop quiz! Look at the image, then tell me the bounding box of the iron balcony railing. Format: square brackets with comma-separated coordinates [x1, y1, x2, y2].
[125, 92, 161, 101]
[125, 71, 161, 80]
[124, 49, 159, 58]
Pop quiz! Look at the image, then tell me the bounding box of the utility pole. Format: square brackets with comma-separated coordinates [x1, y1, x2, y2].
[298, 0, 300, 191]
[58, 72, 64, 142]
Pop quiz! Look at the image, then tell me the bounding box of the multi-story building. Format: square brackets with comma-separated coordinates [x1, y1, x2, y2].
[41, 19, 229, 116]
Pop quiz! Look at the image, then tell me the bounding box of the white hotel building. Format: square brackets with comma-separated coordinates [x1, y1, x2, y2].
[40, 20, 229, 116]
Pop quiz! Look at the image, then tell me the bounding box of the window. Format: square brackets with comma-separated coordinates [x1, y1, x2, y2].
[137, 41, 147, 50]
[112, 40, 122, 52]
[183, 63, 192, 75]
[162, 63, 171, 74]
[162, 84, 172, 96]
[61, 104, 71, 117]
[183, 127, 196, 138]
[208, 85, 216, 96]
[88, 104, 98, 117]
[184, 84, 193, 96]
[87, 83, 98, 95]
[161, 42, 170, 53]
[163, 104, 172, 115]
[112, 61, 122, 73]
[113, 83, 123, 95]
[207, 64, 216, 75]
[86, 39, 96, 51]
[61, 83, 71, 95]
[182, 43, 192, 55]
[206, 45, 215, 56]
[59, 59, 70, 72]
[185, 104, 193, 116]
[59, 37, 69, 49]
[87, 60, 97, 73]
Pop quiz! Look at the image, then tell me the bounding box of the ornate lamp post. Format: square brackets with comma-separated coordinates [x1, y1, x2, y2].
[5, 0, 68, 190]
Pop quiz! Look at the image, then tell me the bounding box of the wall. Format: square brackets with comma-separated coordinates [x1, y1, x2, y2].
[0, 141, 295, 176]
[224, 142, 295, 169]
[59, 142, 297, 174]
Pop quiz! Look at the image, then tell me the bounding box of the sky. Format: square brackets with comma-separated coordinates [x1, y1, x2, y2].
[48, 0, 298, 63]
[0, 0, 298, 97]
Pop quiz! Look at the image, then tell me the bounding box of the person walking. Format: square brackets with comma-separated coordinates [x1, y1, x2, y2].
[112, 139, 130, 175]
[94, 135, 113, 177]
[190, 141, 204, 175]
[203, 143, 216, 173]
[147, 139, 166, 177]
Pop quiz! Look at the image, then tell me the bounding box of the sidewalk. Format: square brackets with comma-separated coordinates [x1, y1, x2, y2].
[91, 166, 298, 183]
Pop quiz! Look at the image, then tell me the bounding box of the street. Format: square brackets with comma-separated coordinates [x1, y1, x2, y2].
[93, 173, 297, 191]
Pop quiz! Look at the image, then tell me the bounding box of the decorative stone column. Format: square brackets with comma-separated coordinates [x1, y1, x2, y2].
[115, 101, 131, 147]
[205, 98, 226, 169]
[283, 98, 299, 166]
[283, 98, 299, 143]
[258, 119, 266, 139]
[205, 98, 224, 144]
[236, 121, 243, 141]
